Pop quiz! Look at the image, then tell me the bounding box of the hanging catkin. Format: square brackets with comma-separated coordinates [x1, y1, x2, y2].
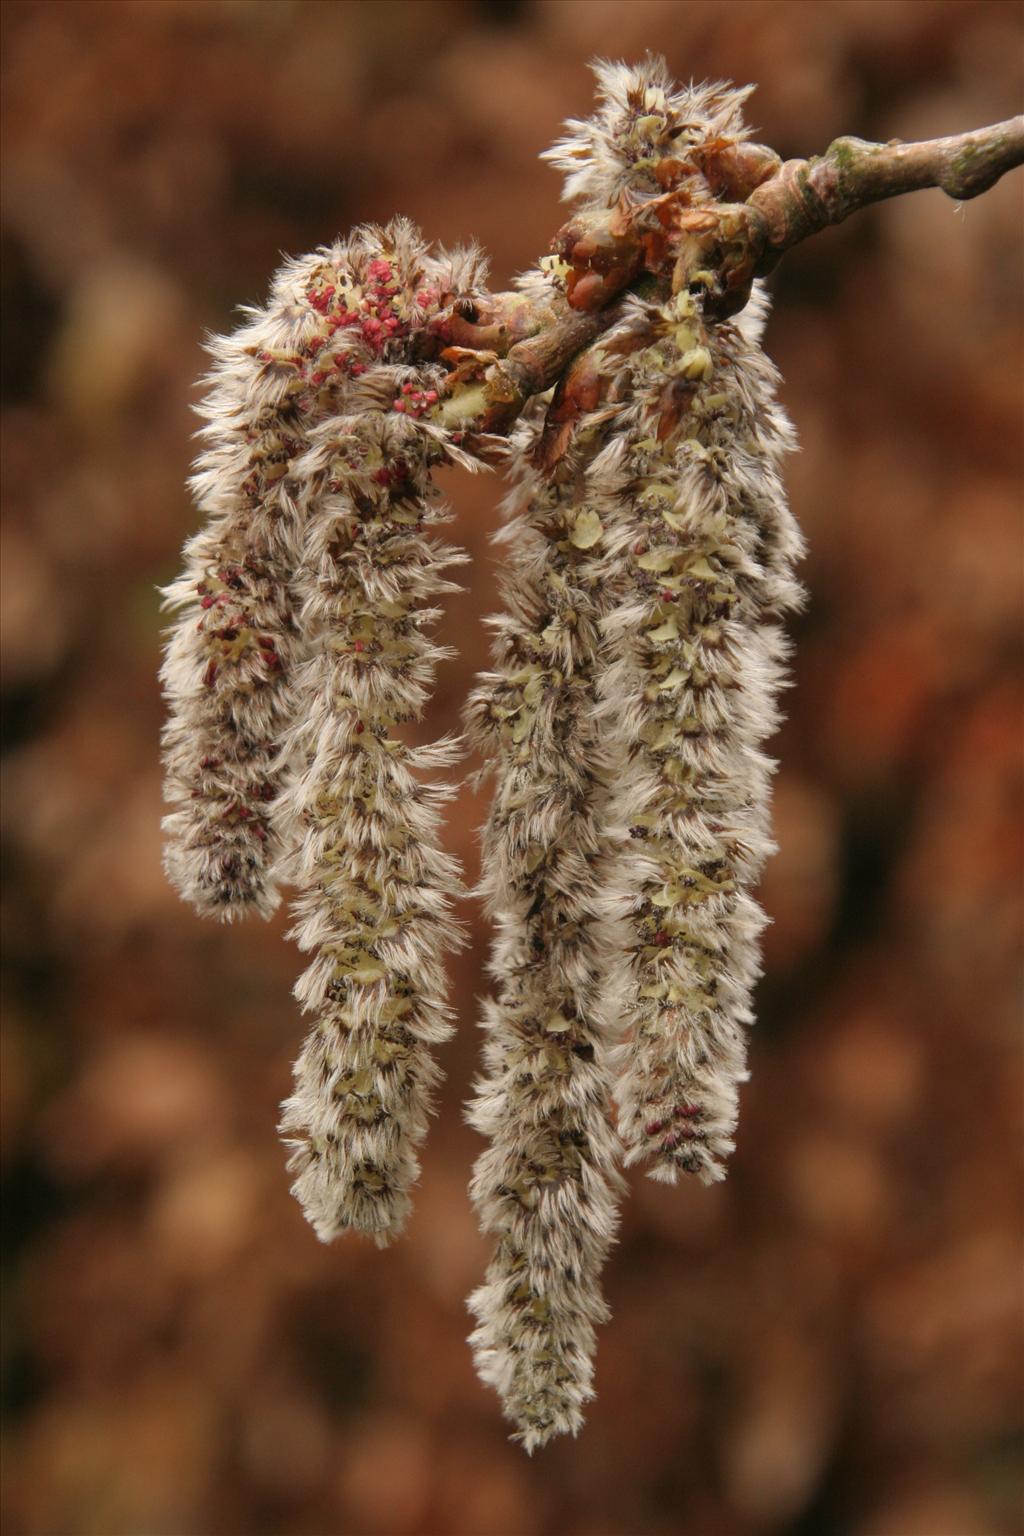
[276, 227, 489, 1245]
[464, 374, 632, 1446]
[163, 220, 489, 1243]
[598, 282, 802, 1181]
[532, 59, 804, 1175]
[159, 55, 826, 1448]
[160, 254, 329, 920]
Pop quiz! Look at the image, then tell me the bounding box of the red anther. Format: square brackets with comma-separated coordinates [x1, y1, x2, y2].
[425, 389, 438, 403]
[200, 594, 215, 609]
[308, 284, 335, 314]
[392, 399, 406, 413]
[199, 756, 220, 770]
[633, 541, 646, 554]
[353, 640, 365, 652]
[260, 649, 279, 667]
[307, 336, 325, 355]
[415, 286, 438, 309]
[654, 929, 669, 946]
[402, 381, 414, 393]
[355, 721, 365, 734]
[362, 316, 381, 334]
[383, 316, 399, 332]
[309, 371, 325, 386]
[644, 1119, 665, 1137]
[661, 589, 675, 602]
[350, 362, 366, 376]
[367, 259, 392, 280]
[203, 660, 218, 687]
[675, 1104, 699, 1118]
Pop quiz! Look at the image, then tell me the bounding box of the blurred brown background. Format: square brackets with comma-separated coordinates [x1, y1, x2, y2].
[2, 3, 1022, 1534]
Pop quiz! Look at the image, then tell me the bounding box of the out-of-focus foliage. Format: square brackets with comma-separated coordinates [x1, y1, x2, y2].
[2, 3, 1021, 1533]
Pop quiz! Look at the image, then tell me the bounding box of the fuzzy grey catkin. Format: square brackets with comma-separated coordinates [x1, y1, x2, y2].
[163, 56, 808, 1449]
[598, 284, 803, 1182]
[464, 59, 804, 1442]
[160, 259, 327, 920]
[275, 226, 489, 1245]
[535, 58, 803, 1183]
[464, 369, 632, 1448]
[163, 220, 489, 1244]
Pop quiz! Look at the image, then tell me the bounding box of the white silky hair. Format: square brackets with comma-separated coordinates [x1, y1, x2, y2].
[162, 57, 805, 1451]
[464, 58, 803, 1445]
[161, 222, 493, 1246]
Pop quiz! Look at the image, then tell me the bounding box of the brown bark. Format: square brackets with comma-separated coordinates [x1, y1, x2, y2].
[420, 114, 1024, 445]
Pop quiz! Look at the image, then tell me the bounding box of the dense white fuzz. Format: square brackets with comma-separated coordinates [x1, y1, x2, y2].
[465, 310, 635, 1448]
[276, 227, 491, 1246]
[537, 55, 803, 1184]
[463, 59, 804, 1443]
[163, 55, 812, 1447]
[160, 249, 335, 919]
[543, 56, 754, 207]
[164, 221, 490, 1243]
[598, 281, 803, 1182]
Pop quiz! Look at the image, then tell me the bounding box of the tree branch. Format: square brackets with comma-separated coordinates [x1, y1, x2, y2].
[420, 113, 1024, 445]
[749, 115, 1024, 269]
